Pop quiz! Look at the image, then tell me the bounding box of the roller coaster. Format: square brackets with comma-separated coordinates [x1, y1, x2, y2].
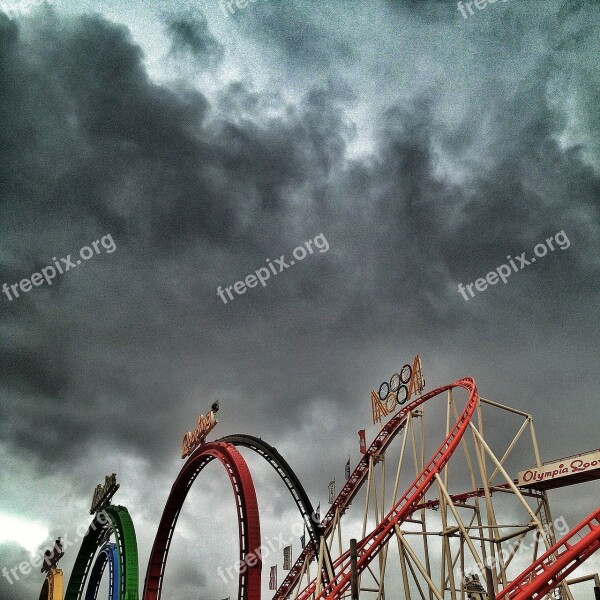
[39, 376, 600, 599]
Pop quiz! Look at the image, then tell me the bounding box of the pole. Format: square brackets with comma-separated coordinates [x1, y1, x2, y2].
[594, 587, 600, 600]
[351, 538, 359, 600]
[485, 567, 496, 600]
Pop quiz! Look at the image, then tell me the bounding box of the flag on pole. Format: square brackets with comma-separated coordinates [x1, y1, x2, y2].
[358, 429, 366, 454]
[269, 566, 277, 590]
[328, 480, 335, 504]
[345, 457, 351, 480]
[283, 545, 292, 570]
[300, 531, 306, 549]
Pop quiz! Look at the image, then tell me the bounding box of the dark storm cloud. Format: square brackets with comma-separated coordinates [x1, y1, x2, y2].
[0, 0, 599, 596]
[234, 1, 354, 70]
[164, 10, 224, 67]
[0, 1, 599, 468]
[0, 9, 357, 468]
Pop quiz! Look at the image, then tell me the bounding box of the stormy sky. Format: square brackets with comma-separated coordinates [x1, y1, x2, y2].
[1, 0, 599, 598]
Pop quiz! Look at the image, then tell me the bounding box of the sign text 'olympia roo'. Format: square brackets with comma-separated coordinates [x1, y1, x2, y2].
[181, 401, 220, 458]
[371, 355, 425, 425]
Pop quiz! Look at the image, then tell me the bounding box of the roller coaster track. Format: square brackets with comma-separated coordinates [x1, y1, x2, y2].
[85, 543, 119, 600]
[292, 378, 600, 600]
[64, 513, 110, 600]
[294, 377, 479, 600]
[50, 376, 599, 600]
[142, 441, 261, 600]
[300, 489, 600, 599]
[106, 507, 139, 600]
[497, 506, 600, 600]
[64, 506, 138, 600]
[218, 434, 332, 586]
[39, 569, 63, 600]
[274, 379, 417, 600]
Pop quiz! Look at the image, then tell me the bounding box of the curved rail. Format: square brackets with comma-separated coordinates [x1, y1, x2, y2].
[105, 507, 139, 600]
[85, 543, 119, 600]
[55, 375, 599, 600]
[218, 435, 321, 548]
[295, 377, 479, 600]
[275, 382, 415, 600]
[218, 434, 332, 587]
[497, 506, 600, 599]
[64, 506, 138, 600]
[142, 441, 261, 600]
[65, 513, 111, 600]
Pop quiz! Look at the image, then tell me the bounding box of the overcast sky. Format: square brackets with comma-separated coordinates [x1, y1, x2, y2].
[1, 0, 599, 598]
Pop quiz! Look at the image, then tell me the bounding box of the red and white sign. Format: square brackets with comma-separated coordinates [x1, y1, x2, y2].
[358, 429, 366, 454]
[518, 450, 600, 486]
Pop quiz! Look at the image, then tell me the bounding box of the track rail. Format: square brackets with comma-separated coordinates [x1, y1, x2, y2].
[84, 543, 119, 600]
[55, 376, 599, 600]
[218, 435, 323, 551]
[105, 506, 139, 600]
[64, 506, 138, 600]
[64, 514, 111, 600]
[142, 441, 261, 600]
[497, 507, 600, 599]
[218, 434, 332, 587]
[274, 384, 414, 599]
[294, 377, 479, 600]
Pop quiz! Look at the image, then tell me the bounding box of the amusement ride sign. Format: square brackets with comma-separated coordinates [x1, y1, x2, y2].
[371, 355, 425, 425]
[181, 401, 219, 459]
[90, 473, 119, 514]
[518, 449, 600, 487]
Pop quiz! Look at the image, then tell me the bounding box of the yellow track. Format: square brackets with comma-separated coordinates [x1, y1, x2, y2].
[42, 568, 63, 600]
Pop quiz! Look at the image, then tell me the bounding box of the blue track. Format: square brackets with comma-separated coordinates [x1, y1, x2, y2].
[84, 543, 119, 600]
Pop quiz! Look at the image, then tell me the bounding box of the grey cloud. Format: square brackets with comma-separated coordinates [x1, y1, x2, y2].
[164, 10, 224, 68]
[1, 1, 599, 598]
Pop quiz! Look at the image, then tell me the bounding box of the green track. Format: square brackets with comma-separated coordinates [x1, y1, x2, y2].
[64, 506, 139, 600]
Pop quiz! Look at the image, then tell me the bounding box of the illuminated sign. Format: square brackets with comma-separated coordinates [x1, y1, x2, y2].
[371, 355, 425, 424]
[181, 401, 219, 459]
[518, 450, 600, 487]
[90, 473, 119, 515]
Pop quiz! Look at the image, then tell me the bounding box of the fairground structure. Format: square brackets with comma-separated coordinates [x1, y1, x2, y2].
[38, 359, 600, 600]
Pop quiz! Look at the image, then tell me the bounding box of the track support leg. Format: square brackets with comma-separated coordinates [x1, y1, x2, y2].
[350, 538, 359, 600]
[485, 567, 495, 600]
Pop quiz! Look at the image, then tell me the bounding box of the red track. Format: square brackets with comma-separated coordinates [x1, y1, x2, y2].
[497, 507, 600, 599]
[293, 377, 479, 600]
[274, 377, 425, 600]
[142, 442, 261, 600]
[291, 378, 600, 600]
[138, 379, 599, 600]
